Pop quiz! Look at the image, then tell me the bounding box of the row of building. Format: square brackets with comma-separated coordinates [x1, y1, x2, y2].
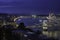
[0, 13, 60, 39]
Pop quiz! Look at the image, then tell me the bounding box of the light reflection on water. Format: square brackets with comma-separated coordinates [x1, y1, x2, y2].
[16, 18, 40, 26]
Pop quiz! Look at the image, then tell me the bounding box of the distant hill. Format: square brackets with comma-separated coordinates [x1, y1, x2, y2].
[0, 13, 60, 17]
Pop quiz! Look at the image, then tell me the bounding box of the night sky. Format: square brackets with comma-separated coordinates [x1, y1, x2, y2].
[0, 0, 60, 15]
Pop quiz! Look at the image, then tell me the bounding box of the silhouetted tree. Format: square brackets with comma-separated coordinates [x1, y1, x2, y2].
[18, 22, 33, 32]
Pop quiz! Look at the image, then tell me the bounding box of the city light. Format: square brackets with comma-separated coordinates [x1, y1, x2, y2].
[0, 13, 60, 40]
[32, 15, 36, 18]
